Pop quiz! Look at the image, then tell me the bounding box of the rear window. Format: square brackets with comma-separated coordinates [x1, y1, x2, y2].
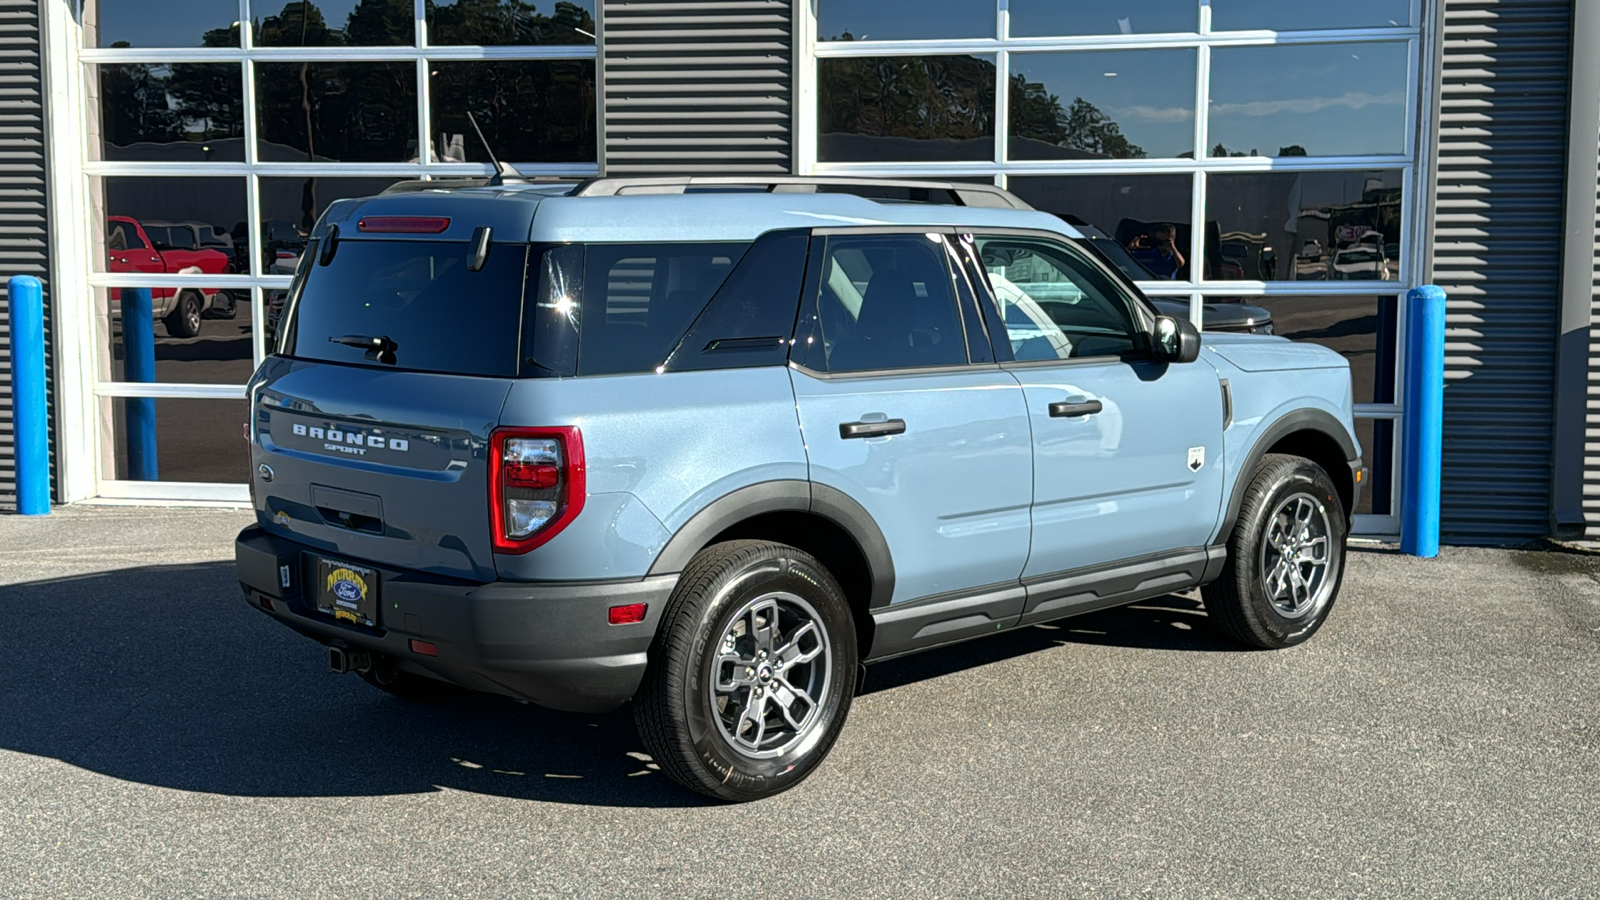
[283, 239, 530, 378]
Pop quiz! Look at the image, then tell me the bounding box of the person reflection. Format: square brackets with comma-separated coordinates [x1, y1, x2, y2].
[1127, 224, 1185, 280]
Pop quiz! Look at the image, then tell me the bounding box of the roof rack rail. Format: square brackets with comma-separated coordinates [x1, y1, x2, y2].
[566, 176, 1034, 210]
[380, 174, 581, 195]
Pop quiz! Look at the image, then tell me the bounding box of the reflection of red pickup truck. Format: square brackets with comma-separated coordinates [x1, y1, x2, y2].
[107, 215, 234, 337]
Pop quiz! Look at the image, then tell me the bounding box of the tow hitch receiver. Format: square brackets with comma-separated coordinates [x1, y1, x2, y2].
[328, 644, 372, 674]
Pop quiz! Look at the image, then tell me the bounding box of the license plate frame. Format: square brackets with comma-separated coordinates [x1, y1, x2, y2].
[314, 556, 380, 627]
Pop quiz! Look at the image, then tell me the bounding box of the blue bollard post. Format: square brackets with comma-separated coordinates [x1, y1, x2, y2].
[7, 275, 49, 514]
[1400, 285, 1445, 557]
[119, 287, 159, 481]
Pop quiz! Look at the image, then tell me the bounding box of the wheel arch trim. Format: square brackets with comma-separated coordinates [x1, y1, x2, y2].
[1218, 409, 1359, 541]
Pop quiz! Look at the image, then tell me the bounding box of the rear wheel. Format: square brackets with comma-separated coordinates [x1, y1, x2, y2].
[164, 290, 203, 338]
[635, 540, 857, 802]
[1202, 453, 1347, 649]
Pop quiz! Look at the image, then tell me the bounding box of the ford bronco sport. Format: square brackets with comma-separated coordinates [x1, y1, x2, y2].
[236, 176, 1361, 802]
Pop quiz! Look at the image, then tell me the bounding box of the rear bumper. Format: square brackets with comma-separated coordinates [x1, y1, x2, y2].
[235, 525, 674, 712]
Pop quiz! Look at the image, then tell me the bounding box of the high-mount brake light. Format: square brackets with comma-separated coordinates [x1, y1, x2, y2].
[357, 216, 451, 234]
[489, 426, 585, 553]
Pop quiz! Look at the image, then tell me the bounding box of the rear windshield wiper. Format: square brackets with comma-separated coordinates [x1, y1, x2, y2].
[330, 333, 398, 364]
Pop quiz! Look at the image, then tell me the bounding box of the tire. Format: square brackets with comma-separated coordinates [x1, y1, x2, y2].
[1202, 453, 1348, 649]
[358, 664, 461, 703]
[164, 290, 203, 338]
[635, 540, 858, 802]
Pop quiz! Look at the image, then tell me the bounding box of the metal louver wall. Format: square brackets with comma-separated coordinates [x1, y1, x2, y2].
[1432, 0, 1571, 539]
[600, 0, 794, 175]
[0, 0, 52, 509]
[1585, 129, 1600, 528]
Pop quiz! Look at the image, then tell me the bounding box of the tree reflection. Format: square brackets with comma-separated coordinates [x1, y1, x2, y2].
[427, 0, 596, 45]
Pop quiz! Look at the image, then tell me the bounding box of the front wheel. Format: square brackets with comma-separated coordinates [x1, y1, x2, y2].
[1202, 453, 1348, 649]
[635, 540, 857, 802]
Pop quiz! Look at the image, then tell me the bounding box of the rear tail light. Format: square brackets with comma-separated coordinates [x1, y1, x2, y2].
[489, 426, 584, 553]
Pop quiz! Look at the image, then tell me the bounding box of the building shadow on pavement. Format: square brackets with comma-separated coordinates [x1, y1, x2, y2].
[0, 561, 1236, 807]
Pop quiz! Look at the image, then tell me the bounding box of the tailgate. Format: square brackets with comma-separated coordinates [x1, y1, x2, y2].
[249, 356, 511, 581]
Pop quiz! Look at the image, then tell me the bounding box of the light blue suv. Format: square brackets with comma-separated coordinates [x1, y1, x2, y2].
[236, 177, 1361, 801]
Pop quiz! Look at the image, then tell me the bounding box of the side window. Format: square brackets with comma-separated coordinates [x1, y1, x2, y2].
[974, 237, 1143, 361]
[809, 233, 968, 373]
[107, 226, 127, 251]
[578, 242, 748, 376]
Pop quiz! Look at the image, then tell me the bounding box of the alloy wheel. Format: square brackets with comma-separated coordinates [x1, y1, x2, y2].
[707, 591, 833, 759]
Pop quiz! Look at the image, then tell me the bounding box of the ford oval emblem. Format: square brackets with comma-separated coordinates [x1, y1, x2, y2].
[332, 579, 364, 603]
[257, 463, 274, 482]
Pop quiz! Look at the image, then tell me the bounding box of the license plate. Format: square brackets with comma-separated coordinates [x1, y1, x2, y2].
[315, 557, 379, 627]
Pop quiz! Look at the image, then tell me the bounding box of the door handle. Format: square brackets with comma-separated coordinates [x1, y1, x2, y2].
[1048, 400, 1103, 418]
[839, 419, 906, 439]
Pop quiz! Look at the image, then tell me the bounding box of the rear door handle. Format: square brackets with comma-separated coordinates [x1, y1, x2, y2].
[1048, 400, 1103, 418]
[840, 419, 907, 439]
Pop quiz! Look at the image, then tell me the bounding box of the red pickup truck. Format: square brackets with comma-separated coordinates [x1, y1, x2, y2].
[107, 216, 234, 337]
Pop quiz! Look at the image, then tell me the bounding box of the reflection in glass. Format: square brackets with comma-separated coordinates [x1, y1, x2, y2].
[817, 0, 995, 41]
[252, 0, 412, 47]
[1208, 42, 1408, 158]
[98, 284, 256, 386]
[427, 0, 597, 45]
[1008, 175, 1195, 281]
[86, 1, 241, 48]
[1211, 0, 1409, 32]
[98, 64, 244, 162]
[1353, 418, 1394, 516]
[431, 61, 597, 163]
[818, 56, 996, 162]
[99, 177, 249, 279]
[256, 62, 418, 162]
[1009, 0, 1194, 37]
[1207, 170, 1403, 282]
[110, 399, 250, 483]
[1255, 296, 1398, 404]
[1009, 50, 1195, 160]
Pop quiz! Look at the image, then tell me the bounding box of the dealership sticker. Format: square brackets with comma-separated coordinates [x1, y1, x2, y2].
[1188, 447, 1205, 472]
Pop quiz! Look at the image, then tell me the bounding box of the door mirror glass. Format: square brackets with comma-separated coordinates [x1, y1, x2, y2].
[1155, 315, 1201, 363]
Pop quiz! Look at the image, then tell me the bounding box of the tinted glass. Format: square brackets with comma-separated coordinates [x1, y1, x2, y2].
[87, 1, 241, 48]
[975, 237, 1139, 359]
[428, 0, 598, 45]
[1206, 170, 1403, 282]
[1208, 42, 1409, 158]
[98, 64, 244, 163]
[1008, 174, 1195, 281]
[578, 243, 749, 376]
[811, 235, 968, 373]
[817, 0, 995, 41]
[1211, 0, 1410, 32]
[1010, 50, 1196, 160]
[259, 177, 414, 276]
[667, 231, 810, 372]
[253, 1, 412, 47]
[818, 56, 997, 162]
[98, 177, 249, 275]
[256, 63, 418, 162]
[285, 240, 531, 377]
[1353, 417, 1394, 516]
[1255, 295, 1398, 404]
[98, 283, 255, 387]
[431, 61, 597, 163]
[1009, 0, 1195, 36]
[110, 399, 250, 483]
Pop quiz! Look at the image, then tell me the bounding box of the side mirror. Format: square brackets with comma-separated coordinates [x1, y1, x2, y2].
[1154, 315, 1201, 364]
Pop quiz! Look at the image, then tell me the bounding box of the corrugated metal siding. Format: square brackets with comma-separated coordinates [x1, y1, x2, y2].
[1585, 126, 1600, 528]
[1432, 0, 1571, 539]
[601, 0, 793, 174]
[0, 0, 52, 509]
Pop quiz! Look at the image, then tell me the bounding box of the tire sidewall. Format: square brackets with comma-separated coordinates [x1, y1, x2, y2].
[1238, 463, 1348, 646]
[678, 551, 855, 799]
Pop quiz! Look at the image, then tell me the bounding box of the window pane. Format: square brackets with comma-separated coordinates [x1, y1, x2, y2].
[1211, 0, 1410, 32]
[1009, 50, 1195, 160]
[109, 398, 249, 483]
[86, 1, 241, 48]
[813, 235, 968, 373]
[253, 1, 412, 47]
[256, 63, 419, 162]
[97, 177, 249, 276]
[1206, 170, 1403, 282]
[1208, 42, 1408, 158]
[1009, 0, 1195, 37]
[1353, 418, 1394, 516]
[818, 56, 996, 162]
[98, 64, 245, 163]
[1253, 295, 1398, 404]
[427, 0, 597, 45]
[97, 286, 254, 386]
[817, 0, 995, 41]
[974, 237, 1139, 359]
[578, 243, 749, 375]
[1008, 174, 1195, 282]
[259, 177, 412, 276]
[431, 61, 597, 163]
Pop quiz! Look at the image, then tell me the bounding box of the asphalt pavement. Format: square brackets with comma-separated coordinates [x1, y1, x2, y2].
[1, 507, 1596, 898]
